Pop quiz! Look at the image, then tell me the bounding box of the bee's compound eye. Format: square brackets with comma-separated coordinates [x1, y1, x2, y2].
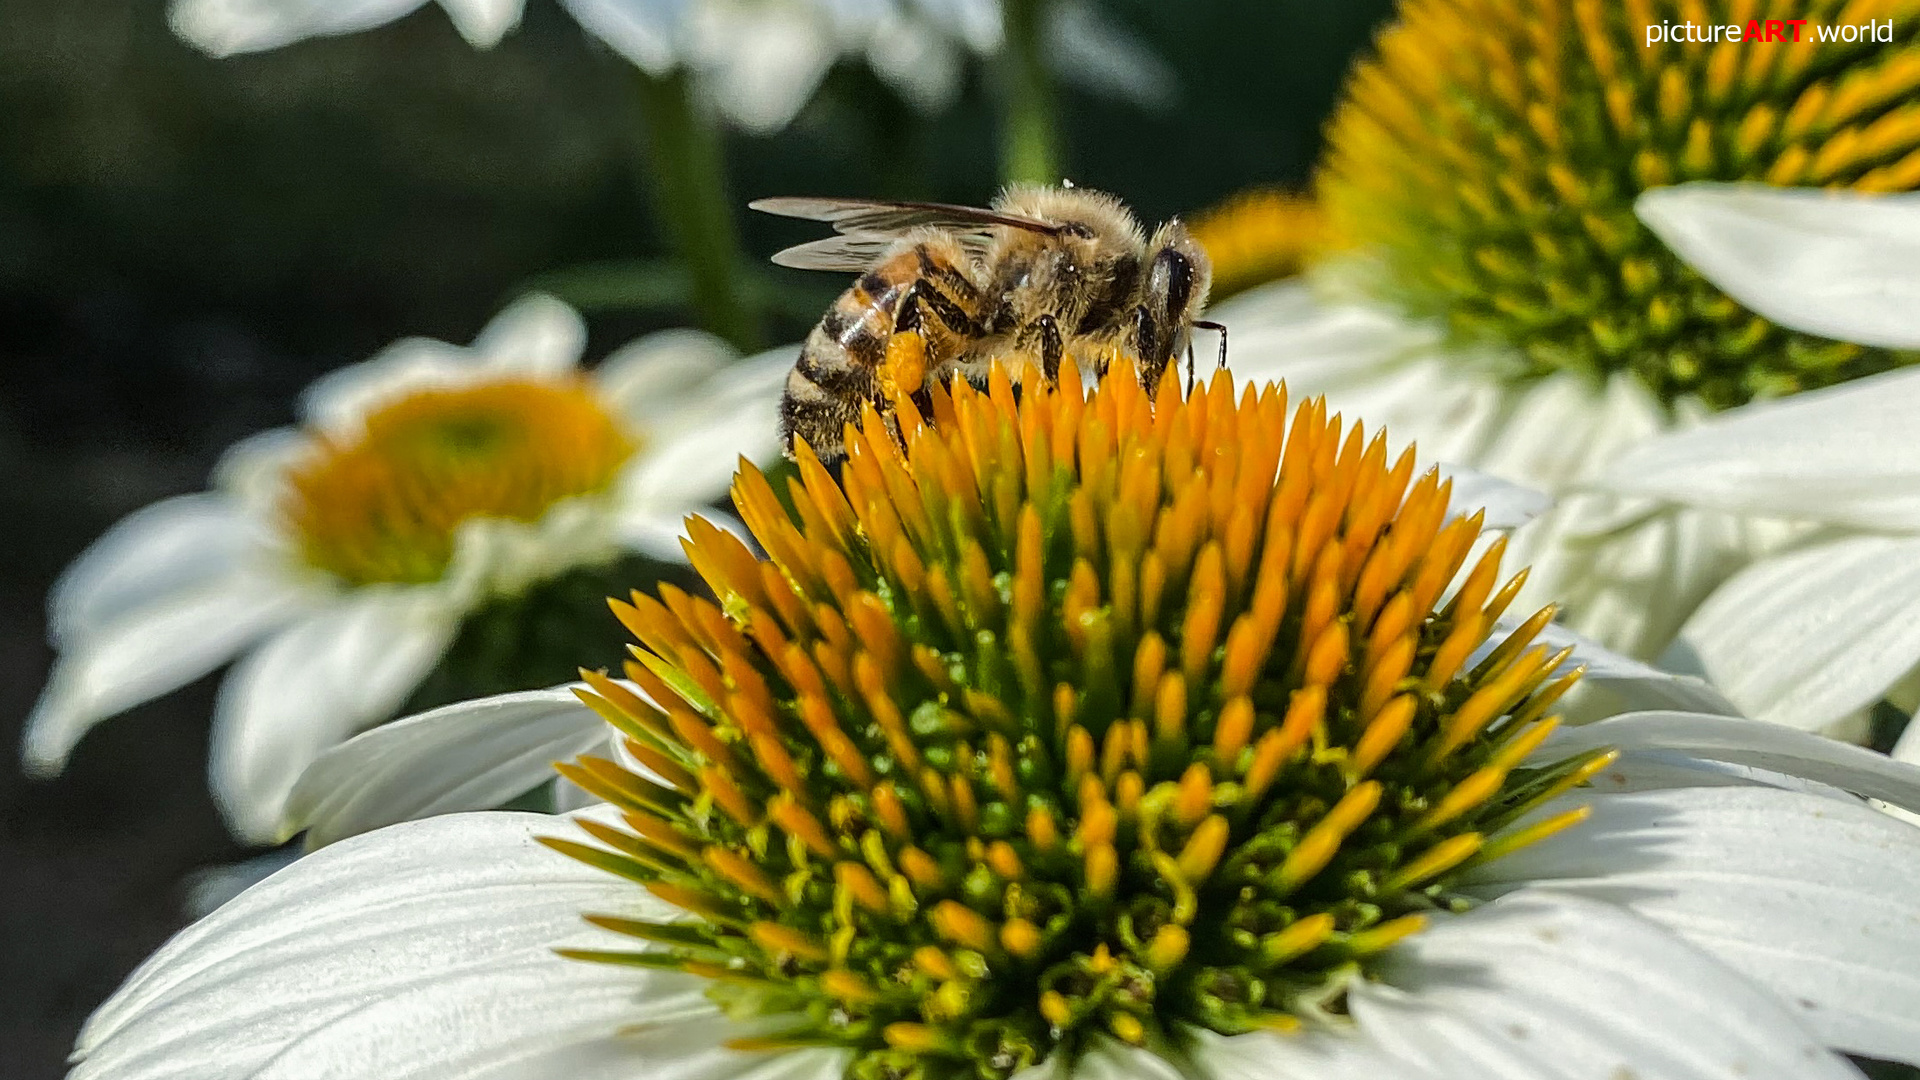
[1148, 247, 1195, 316]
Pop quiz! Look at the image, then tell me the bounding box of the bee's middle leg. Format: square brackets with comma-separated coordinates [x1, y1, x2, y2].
[888, 280, 980, 396]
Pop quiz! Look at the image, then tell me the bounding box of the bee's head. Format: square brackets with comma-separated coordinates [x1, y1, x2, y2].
[1144, 220, 1213, 331]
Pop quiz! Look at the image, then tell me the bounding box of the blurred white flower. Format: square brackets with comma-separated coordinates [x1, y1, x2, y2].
[1593, 184, 1920, 738]
[67, 706, 1920, 1080]
[169, 0, 1172, 135]
[21, 294, 789, 843]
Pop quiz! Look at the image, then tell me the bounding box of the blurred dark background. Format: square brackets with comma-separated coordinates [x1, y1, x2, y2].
[0, 1, 1390, 1075]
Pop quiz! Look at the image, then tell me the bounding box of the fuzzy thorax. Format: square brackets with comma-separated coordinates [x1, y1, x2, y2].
[552, 357, 1612, 1080]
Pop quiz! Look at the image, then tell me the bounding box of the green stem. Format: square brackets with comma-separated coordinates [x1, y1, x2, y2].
[633, 69, 760, 353]
[998, 0, 1062, 186]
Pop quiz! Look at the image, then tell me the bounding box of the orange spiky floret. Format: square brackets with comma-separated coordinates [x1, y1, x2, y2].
[548, 357, 1609, 1080]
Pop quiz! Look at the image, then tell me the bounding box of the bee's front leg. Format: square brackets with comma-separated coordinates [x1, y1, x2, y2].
[1033, 314, 1063, 384]
[1128, 304, 1173, 396]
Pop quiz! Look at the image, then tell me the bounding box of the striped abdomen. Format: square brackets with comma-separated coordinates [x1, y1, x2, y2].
[781, 238, 981, 460]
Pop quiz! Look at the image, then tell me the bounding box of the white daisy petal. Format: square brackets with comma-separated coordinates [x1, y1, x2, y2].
[252, 965, 722, 1080]
[22, 571, 317, 777]
[1678, 535, 1920, 730]
[433, 0, 524, 47]
[1466, 786, 1920, 1063]
[70, 811, 650, 1080]
[557, 0, 688, 75]
[47, 493, 258, 646]
[616, 508, 747, 563]
[300, 337, 479, 434]
[1366, 891, 1857, 1080]
[593, 328, 739, 427]
[210, 426, 308, 514]
[1439, 463, 1551, 531]
[618, 411, 772, 508]
[210, 589, 460, 844]
[1186, 1026, 1418, 1080]
[285, 686, 610, 848]
[1600, 366, 1920, 530]
[471, 293, 588, 378]
[694, 2, 837, 135]
[168, 0, 425, 56]
[1065, 1039, 1184, 1080]
[1521, 618, 1743, 718]
[1045, 0, 1177, 112]
[1636, 183, 1920, 350]
[1543, 709, 1920, 811]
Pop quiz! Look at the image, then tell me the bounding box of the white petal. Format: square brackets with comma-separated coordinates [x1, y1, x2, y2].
[1513, 617, 1743, 719]
[1466, 786, 1920, 1063]
[71, 811, 657, 1080]
[616, 508, 747, 563]
[47, 493, 257, 645]
[209, 590, 459, 844]
[168, 0, 424, 55]
[866, 16, 962, 113]
[1439, 463, 1551, 531]
[1600, 366, 1920, 530]
[22, 570, 317, 777]
[434, 0, 523, 47]
[1045, 0, 1177, 112]
[558, 0, 689, 75]
[1360, 891, 1857, 1080]
[1636, 183, 1920, 349]
[300, 337, 482, 434]
[286, 686, 609, 848]
[1067, 1039, 1186, 1080]
[619, 414, 769, 508]
[910, 0, 1000, 52]
[1186, 1026, 1417, 1080]
[693, 3, 836, 135]
[210, 425, 308, 516]
[470, 293, 587, 378]
[1544, 709, 1920, 810]
[1678, 535, 1920, 731]
[593, 328, 738, 427]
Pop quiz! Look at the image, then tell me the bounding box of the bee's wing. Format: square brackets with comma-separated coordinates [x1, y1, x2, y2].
[751, 197, 1060, 236]
[751, 197, 1056, 272]
[766, 234, 918, 272]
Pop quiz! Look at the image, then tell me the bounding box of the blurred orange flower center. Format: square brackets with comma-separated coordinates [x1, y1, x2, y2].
[282, 378, 638, 586]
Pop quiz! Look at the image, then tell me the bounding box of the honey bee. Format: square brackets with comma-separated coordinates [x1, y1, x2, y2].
[752, 185, 1225, 461]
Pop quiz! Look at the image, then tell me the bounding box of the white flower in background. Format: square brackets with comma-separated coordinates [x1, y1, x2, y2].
[77, 361, 1920, 1080]
[1593, 184, 1920, 741]
[22, 294, 789, 843]
[168, 0, 1172, 135]
[1222, 0, 1920, 675]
